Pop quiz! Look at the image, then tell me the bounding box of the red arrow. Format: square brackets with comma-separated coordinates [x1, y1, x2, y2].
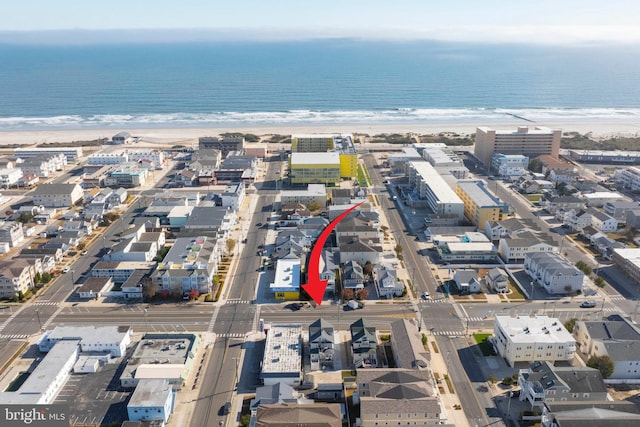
[302, 201, 364, 305]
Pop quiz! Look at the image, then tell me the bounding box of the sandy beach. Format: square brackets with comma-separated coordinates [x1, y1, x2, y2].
[1, 120, 640, 146]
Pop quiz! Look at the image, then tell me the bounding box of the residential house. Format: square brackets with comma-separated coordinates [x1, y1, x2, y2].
[341, 260, 364, 290]
[350, 318, 377, 368]
[604, 200, 639, 221]
[0, 259, 35, 299]
[309, 319, 335, 371]
[19, 173, 39, 187]
[249, 383, 297, 417]
[498, 231, 556, 264]
[518, 361, 608, 410]
[77, 277, 113, 299]
[0, 221, 24, 247]
[572, 316, 640, 379]
[389, 319, 430, 369]
[320, 248, 338, 296]
[493, 315, 576, 367]
[0, 168, 22, 187]
[337, 236, 382, 265]
[453, 269, 481, 294]
[174, 169, 197, 187]
[590, 233, 625, 260]
[564, 208, 618, 233]
[357, 369, 445, 427]
[485, 268, 509, 293]
[524, 252, 584, 295]
[484, 218, 540, 241]
[542, 195, 585, 214]
[333, 213, 379, 240]
[374, 264, 402, 298]
[583, 191, 625, 208]
[221, 182, 245, 210]
[31, 183, 83, 207]
[627, 208, 640, 229]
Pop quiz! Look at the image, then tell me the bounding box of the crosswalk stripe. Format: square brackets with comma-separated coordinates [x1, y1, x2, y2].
[216, 333, 245, 338]
[32, 302, 59, 306]
[0, 334, 29, 339]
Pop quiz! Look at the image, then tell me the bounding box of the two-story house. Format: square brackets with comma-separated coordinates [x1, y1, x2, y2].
[309, 319, 335, 371]
[518, 361, 608, 410]
[350, 318, 377, 368]
[374, 264, 402, 298]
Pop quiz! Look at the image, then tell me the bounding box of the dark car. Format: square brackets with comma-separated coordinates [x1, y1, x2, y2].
[219, 402, 231, 416]
[580, 300, 597, 308]
[256, 222, 263, 227]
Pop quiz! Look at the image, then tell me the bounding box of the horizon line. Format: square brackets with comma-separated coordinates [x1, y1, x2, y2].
[0, 27, 639, 47]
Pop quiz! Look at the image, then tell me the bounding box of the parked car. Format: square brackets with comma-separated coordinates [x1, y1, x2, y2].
[580, 300, 597, 308]
[80, 250, 88, 256]
[62, 267, 71, 273]
[422, 292, 430, 300]
[219, 402, 231, 415]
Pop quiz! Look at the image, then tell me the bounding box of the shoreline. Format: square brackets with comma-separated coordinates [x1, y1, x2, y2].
[1, 120, 640, 145]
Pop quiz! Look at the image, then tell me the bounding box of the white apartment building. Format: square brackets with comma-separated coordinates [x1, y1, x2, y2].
[38, 325, 133, 357]
[88, 152, 129, 165]
[407, 161, 464, 220]
[280, 184, 327, 206]
[524, 252, 584, 295]
[14, 146, 83, 162]
[32, 183, 84, 207]
[260, 324, 302, 386]
[491, 153, 529, 177]
[493, 315, 576, 367]
[152, 236, 220, 295]
[582, 191, 625, 208]
[474, 126, 561, 168]
[617, 166, 640, 192]
[126, 149, 166, 169]
[0, 168, 23, 187]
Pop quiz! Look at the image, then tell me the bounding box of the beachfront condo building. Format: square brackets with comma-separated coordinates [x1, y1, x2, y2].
[455, 179, 508, 227]
[474, 126, 561, 168]
[289, 152, 341, 185]
[291, 134, 358, 179]
[339, 152, 358, 178]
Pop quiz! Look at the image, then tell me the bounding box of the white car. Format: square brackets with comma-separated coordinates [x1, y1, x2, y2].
[62, 267, 71, 274]
[422, 292, 430, 300]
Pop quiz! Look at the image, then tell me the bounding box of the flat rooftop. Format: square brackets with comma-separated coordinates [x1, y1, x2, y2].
[409, 161, 463, 205]
[457, 180, 504, 208]
[495, 315, 575, 344]
[262, 324, 302, 375]
[290, 152, 340, 164]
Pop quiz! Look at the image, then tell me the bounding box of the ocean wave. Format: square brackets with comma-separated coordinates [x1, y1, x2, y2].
[1, 108, 639, 130]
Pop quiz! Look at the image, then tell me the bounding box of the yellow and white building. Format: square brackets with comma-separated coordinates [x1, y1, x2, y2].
[455, 179, 507, 227]
[270, 258, 301, 300]
[289, 152, 341, 185]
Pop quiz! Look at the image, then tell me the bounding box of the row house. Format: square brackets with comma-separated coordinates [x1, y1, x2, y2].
[18, 154, 66, 177]
[484, 217, 539, 241]
[32, 183, 83, 208]
[524, 252, 584, 294]
[604, 200, 639, 221]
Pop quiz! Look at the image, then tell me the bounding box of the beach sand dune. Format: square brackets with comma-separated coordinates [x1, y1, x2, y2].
[1, 120, 639, 146]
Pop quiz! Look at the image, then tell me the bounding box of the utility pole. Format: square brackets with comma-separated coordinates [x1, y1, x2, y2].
[35, 309, 43, 332]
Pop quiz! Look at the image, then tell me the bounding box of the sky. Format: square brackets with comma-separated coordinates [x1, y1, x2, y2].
[2, 0, 640, 45]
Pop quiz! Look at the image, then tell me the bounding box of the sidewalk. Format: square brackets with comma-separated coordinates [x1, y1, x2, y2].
[425, 334, 471, 427]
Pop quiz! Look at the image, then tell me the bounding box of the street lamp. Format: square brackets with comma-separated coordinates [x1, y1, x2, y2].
[143, 308, 149, 335]
[70, 270, 75, 284]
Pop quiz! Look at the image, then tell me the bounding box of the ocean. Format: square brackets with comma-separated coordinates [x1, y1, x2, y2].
[1, 40, 640, 130]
